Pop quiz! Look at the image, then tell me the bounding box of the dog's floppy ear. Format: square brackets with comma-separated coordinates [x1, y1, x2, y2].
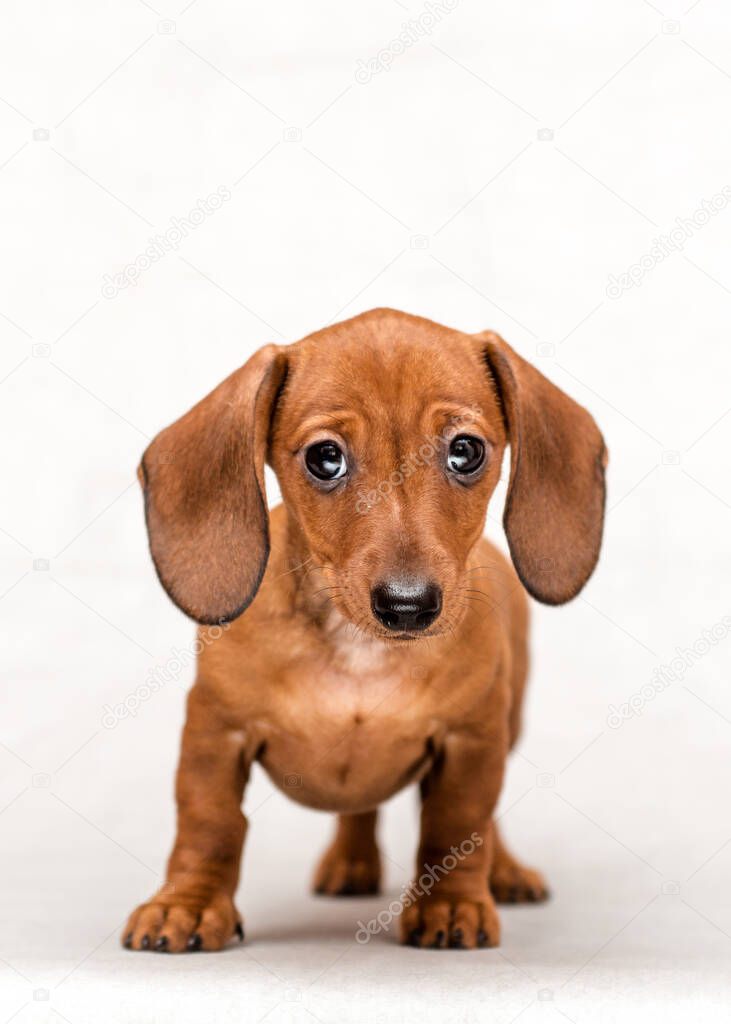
[139, 344, 287, 625]
[475, 331, 607, 605]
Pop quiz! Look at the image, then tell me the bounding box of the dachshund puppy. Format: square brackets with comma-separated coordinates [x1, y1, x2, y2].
[123, 308, 606, 953]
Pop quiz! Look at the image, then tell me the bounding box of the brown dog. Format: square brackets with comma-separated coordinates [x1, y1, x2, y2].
[123, 308, 606, 953]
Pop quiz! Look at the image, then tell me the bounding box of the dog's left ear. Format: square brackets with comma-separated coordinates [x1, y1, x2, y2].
[139, 344, 288, 625]
[475, 331, 607, 605]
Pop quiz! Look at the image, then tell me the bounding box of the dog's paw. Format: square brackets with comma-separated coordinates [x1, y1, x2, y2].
[122, 889, 243, 953]
[312, 846, 381, 896]
[400, 893, 500, 950]
[490, 860, 549, 904]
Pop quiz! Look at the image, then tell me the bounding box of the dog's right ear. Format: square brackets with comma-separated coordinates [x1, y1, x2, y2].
[139, 344, 288, 625]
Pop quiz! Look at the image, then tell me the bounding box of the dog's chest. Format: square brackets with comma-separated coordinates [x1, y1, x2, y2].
[259, 635, 445, 813]
[327, 627, 392, 676]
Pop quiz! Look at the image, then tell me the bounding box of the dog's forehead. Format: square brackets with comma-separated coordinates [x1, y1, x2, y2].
[283, 309, 490, 418]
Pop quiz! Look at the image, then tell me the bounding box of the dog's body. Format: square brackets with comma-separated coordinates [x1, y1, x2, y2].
[124, 309, 606, 953]
[193, 512, 526, 816]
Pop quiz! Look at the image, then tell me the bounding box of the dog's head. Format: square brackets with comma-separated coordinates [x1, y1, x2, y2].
[140, 310, 607, 636]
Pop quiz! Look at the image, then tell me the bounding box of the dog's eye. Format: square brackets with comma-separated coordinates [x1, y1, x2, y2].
[304, 441, 348, 482]
[447, 435, 485, 476]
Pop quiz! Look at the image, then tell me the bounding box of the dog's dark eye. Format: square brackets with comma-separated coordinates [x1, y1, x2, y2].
[447, 435, 485, 476]
[304, 441, 347, 482]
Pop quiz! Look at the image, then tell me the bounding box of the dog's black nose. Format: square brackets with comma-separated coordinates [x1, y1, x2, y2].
[371, 580, 442, 632]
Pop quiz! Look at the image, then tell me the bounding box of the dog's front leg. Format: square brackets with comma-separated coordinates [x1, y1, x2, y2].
[123, 686, 249, 952]
[401, 713, 508, 950]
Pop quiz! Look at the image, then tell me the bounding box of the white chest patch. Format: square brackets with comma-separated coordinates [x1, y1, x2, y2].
[323, 608, 391, 677]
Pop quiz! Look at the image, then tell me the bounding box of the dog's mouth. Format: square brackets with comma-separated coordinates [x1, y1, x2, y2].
[370, 624, 448, 644]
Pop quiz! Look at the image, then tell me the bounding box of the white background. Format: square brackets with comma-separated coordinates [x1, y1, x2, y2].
[2, 1, 731, 1021]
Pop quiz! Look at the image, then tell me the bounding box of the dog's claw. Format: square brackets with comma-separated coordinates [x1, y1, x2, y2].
[476, 929, 488, 948]
[408, 927, 423, 947]
[450, 928, 464, 949]
[490, 846, 550, 905]
[123, 891, 242, 953]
